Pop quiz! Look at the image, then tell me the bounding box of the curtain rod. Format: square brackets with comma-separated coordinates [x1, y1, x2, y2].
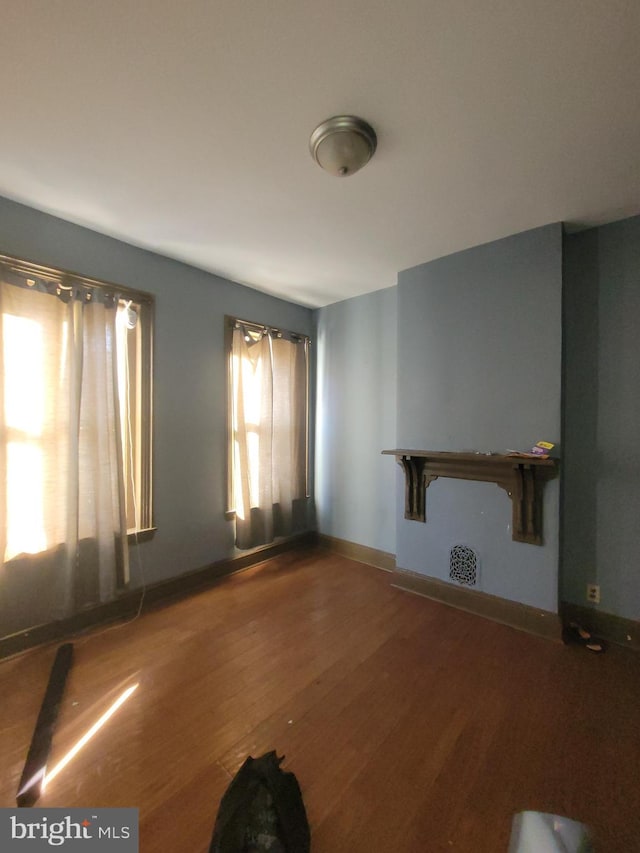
[0, 252, 153, 304]
[231, 316, 310, 343]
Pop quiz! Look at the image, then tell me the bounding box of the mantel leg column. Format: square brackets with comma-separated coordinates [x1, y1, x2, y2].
[397, 456, 428, 522]
[510, 467, 524, 542]
[511, 465, 543, 545]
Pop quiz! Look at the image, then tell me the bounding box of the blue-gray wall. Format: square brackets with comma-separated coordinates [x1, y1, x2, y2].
[0, 195, 314, 635]
[396, 225, 563, 612]
[314, 225, 563, 613]
[314, 287, 397, 555]
[563, 216, 640, 621]
[561, 228, 599, 608]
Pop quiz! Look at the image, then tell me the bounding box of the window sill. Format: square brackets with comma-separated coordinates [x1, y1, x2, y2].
[127, 527, 157, 544]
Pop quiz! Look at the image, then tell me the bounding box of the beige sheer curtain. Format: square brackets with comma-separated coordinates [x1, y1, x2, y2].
[0, 269, 128, 635]
[231, 324, 307, 549]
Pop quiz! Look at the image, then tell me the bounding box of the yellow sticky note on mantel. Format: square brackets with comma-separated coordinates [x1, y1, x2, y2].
[506, 441, 555, 459]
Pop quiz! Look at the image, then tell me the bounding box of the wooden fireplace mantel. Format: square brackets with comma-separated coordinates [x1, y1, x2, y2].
[382, 450, 559, 546]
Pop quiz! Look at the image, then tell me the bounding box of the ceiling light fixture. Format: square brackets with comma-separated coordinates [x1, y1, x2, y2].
[309, 115, 377, 177]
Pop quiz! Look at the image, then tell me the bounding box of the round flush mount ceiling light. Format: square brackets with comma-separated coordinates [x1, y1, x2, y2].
[309, 115, 377, 177]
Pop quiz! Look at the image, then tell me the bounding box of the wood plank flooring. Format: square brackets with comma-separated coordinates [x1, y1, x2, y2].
[1, 548, 639, 852]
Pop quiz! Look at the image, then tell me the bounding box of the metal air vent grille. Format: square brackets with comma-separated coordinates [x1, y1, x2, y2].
[449, 545, 478, 586]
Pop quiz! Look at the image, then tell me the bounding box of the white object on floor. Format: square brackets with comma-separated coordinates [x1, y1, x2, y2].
[508, 811, 593, 853]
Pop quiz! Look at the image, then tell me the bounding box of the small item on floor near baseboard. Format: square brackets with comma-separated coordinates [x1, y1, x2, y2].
[563, 622, 606, 654]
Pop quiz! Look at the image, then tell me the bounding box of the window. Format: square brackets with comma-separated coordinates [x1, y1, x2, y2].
[0, 254, 153, 568]
[227, 317, 309, 550]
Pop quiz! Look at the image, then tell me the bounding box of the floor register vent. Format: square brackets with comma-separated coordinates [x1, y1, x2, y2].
[449, 545, 478, 587]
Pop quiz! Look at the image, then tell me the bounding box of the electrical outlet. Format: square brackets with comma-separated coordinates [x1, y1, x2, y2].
[587, 583, 600, 604]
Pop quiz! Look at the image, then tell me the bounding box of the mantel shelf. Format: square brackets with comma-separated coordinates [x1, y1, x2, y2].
[382, 450, 559, 546]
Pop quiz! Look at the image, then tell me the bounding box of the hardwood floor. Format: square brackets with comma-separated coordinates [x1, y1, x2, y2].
[1, 548, 639, 852]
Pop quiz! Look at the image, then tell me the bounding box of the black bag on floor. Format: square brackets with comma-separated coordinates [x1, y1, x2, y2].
[209, 751, 310, 853]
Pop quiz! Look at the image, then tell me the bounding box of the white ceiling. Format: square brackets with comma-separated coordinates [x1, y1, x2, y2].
[1, 1, 639, 308]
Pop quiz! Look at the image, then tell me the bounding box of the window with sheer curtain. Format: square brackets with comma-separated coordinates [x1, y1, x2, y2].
[0, 255, 152, 635]
[228, 318, 309, 550]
